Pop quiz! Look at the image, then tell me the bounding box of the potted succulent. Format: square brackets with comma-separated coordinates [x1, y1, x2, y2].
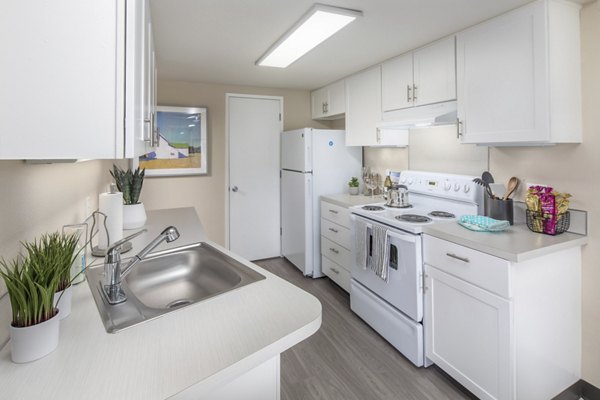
[110, 164, 147, 229]
[0, 232, 79, 363]
[348, 177, 360, 195]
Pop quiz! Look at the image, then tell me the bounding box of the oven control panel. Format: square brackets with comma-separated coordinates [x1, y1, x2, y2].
[399, 171, 481, 204]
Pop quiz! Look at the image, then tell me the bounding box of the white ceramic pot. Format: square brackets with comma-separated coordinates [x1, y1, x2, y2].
[10, 310, 60, 363]
[123, 203, 147, 229]
[53, 285, 72, 320]
[349, 187, 360, 195]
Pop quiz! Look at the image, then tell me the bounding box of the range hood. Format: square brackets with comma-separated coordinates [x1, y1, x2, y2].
[379, 101, 457, 129]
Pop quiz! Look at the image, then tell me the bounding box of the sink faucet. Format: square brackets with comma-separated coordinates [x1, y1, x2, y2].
[103, 226, 180, 305]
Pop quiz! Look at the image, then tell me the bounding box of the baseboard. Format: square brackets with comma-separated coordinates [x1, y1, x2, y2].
[553, 380, 600, 400]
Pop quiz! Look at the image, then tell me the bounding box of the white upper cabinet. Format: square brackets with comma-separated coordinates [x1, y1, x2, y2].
[311, 80, 345, 120]
[382, 36, 456, 113]
[0, 0, 154, 159]
[457, 0, 582, 145]
[346, 66, 409, 147]
[345, 66, 382, 146]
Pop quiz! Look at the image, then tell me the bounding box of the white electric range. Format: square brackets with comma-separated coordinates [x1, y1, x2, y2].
[349, 171, 483, 367]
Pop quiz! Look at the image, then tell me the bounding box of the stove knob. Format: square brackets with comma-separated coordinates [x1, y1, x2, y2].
[463, 184, 471, 193]
[453, 183, 460, 192]
[408, 178, 414, 185]
[400, 177, 407, 184]
[443, 181, 452, 191]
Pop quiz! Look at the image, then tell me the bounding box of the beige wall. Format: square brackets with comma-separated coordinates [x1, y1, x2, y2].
[0, 159, 125, 345]
[142, 80, 328, 245]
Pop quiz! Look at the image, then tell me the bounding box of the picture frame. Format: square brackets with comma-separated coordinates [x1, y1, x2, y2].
[134, 106, 208, 177]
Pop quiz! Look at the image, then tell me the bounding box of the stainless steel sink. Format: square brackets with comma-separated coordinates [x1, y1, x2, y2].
[86, 242, 266, 333]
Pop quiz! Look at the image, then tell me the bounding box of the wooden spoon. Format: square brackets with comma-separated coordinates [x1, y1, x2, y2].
[503, 177, 519, 200]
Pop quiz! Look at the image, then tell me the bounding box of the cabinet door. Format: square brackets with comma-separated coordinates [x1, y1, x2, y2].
[327, 80, 345, 117]
[345, 66, 382, 146]
[125, 0, 152, 159]
[425, 265, 513, 400]
[456, 1, 548, 144]
[0, 0, 125, 159]
[413, 36, 456, 107]
[311, 87, 328, 119]
[381, 52, 413, 112]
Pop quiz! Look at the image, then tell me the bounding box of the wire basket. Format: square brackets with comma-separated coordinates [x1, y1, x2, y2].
[526, 210, 570, 235]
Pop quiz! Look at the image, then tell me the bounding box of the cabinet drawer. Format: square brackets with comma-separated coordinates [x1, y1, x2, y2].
[322, 256, 350, 292]
[320, 201, 350, 227]
[321, 236, 351, 270]
[320, 218, 351, 249]
[423, 235, 511, 298]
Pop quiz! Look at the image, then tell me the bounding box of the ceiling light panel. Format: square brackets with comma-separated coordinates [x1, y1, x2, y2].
[257, 4, 362, 68]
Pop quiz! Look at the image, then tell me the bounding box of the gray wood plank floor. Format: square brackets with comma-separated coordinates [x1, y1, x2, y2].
[255, 257, 476, 400]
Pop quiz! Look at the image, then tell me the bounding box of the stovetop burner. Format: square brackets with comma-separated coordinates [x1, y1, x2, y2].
[362, 205, 385, 211]
[394, 214, 432, 224]
[385, 203, 413, 209]
[428, 211, 456, 219]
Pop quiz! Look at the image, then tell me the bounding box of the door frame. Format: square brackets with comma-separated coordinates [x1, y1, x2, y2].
[224, 93, 284, 249]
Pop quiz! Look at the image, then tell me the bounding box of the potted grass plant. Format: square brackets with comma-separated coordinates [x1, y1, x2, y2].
[0, 232, 81, 363]
[110, 164, 147, 229]
[22, 232, 79, 320]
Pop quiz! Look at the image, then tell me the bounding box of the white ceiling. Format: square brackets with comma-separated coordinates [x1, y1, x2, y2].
[150, 0, 588, 90]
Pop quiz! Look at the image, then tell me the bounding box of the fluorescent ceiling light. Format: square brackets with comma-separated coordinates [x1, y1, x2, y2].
[256, 4, 362, 68]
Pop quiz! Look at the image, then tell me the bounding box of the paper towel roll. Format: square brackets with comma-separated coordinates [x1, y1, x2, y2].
[98, 191, 123, 249]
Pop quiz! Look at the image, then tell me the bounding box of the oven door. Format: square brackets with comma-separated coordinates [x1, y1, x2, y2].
[351, 215, 423, 322]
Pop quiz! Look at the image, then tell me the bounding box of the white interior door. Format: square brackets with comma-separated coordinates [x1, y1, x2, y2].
[228, 95, 282, 261]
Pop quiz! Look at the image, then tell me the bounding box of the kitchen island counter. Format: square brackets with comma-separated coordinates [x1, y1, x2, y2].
[0, 207, 321, 399]
[423, 221, 587, 262]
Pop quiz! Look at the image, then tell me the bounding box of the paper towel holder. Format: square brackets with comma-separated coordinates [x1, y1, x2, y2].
[89, 210, 133, 257]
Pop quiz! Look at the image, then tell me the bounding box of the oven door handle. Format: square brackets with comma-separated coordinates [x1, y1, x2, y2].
[386, 230, 417, 243]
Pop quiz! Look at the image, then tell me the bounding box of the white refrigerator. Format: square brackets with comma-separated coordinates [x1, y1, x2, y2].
[281, 128, 362, 277]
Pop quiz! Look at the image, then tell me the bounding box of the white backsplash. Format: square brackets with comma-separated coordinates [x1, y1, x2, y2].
[408, 125, 489, 176]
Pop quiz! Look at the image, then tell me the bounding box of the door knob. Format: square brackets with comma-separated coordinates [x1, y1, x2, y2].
[231, 186, 239, 192]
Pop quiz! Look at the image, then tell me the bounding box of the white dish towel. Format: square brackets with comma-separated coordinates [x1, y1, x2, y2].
[370, 225, 389, 282]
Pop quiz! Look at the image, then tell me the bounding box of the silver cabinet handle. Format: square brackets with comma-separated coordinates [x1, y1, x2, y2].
[407, 85, 412, 102]
[413, 84, 418, 101]
[446, 253, 469, 263]
[143, 112, 154, 143]
[329, 247, 339, 254]
[151, 113, 159, 147]
[328, 227, 339, 233]
[330, 267, 340, 274]
[231, 186, 239, 192]
[457, 119, 464, 139]
[329, 209, 339, 214]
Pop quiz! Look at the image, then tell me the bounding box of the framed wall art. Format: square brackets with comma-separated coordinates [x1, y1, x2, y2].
[134, 106, 208, 176]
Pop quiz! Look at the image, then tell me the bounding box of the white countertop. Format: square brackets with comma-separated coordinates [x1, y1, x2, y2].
[321, 193, 384, 208]
[0, 208, 322, 399]
[423, 221, 588, 262]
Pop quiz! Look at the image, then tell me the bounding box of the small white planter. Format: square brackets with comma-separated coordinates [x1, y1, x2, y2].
[53, 285, 72, 320]
[10, 310, 60, 363]
[349, 187, 360, 195]
[123, 203, 147, 229]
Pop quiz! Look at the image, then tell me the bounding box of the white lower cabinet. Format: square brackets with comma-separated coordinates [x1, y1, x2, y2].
[174, 356, 280, 400]
[426, 266, 512, 400]
[424, 235, 581, 400]
[320, 200, 353, 292]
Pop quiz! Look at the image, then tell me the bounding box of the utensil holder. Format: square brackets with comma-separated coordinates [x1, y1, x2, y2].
[484, 197, 513, 225]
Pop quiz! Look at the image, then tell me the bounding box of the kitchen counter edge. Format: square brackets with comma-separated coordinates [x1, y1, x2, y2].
[423, 222, 588, 262]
